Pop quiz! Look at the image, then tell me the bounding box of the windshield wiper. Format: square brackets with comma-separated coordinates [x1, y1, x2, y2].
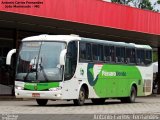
[23, 57, 49, 82]
[23, 69, 35, 81]
[39, 57, 49, 81]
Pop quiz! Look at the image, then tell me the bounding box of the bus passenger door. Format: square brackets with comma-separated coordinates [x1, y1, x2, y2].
[62, 41, 79, 99]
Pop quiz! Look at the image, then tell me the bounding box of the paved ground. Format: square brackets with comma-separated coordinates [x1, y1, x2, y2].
[0, 96, 159, 114]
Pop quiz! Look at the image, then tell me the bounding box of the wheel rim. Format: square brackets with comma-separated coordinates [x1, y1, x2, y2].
[79, 90, 85, 103]
[131, 89, 136, 102]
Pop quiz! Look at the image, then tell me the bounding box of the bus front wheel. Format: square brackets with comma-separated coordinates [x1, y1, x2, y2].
[73, 87, 86, 106]
[121, 86, 137, 103]
[36, 99, 48, 106]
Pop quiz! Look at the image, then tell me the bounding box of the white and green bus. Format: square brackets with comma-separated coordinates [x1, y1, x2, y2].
[6, 34, 153, 106]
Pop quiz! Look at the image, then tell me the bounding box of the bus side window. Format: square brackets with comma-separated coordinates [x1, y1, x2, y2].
[104, 46, 111, 62]
[136, 49, 140, 64]
[130, 48, 135, 63]
[116, 47, 120, 63]
[121, 47, 125, 63]
[126, 48, 131, 64]
[92, 44, 98, 61]
[136, 49, 145, 65]
[65, 41, 78, 80]
[79, 42, 86, 61]
[145, 50, 152, 65]
[98, 45, 103, 61]
[86, 43, 92, 61]
[110, 46, 115, 62]
[116, 47, 125, 63]
[104, 46, 115, 62]
[140, 50, 145, 65]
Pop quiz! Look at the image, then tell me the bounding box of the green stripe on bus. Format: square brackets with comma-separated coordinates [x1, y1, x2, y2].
[87, 64, 143, 97]
[24, 82, 59, 91]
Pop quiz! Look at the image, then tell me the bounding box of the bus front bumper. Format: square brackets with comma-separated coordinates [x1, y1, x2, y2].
[15, 89, 62, 99]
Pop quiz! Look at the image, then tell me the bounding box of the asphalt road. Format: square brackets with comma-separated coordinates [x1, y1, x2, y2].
[0, 96, 160, 120]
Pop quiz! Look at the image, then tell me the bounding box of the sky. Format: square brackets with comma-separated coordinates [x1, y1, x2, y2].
[102, 0, 160, 12]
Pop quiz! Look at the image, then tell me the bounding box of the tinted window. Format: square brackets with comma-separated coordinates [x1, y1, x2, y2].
[110, 46, 115, 62]
[104, 46, 110, 62]
[136, 49, 145, 65]
[126, 48, 135, 64]
[116, 47, 125, 63]
[130, 49, 135, 63]
[145, 50, 152, 65]
[104, 46, 115, 62]
[65, 41, 78, 80]
[92, 44, 98, 61]
[86, 43, 92, 61]
[79, 42, 86, 61]
[98, 45, 103, 61]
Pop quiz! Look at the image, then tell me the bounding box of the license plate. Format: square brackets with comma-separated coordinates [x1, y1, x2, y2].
[32, 93, 40, 97]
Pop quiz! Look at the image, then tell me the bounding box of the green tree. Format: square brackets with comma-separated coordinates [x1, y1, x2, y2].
[157, 0, 160, 4]
[138, 0, 153, 10]
[111, 0, 154, 11]
[111, 0, 132, 4]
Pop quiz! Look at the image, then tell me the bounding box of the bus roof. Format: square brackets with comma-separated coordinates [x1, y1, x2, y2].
[22, 34, 152, 49]
[81, 37, 134, 47]
[22, 34, 81, 43]
[81, 37, 152, 49]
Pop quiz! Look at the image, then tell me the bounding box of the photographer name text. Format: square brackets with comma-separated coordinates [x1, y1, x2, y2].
[1, 1, 44, 8]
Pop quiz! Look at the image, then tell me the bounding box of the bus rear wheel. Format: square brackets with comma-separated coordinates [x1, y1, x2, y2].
[73, 87, 86, 106]
[121, 86, 137, 103]
[91, 98, 106, 104]
[36, 99, 48, 106]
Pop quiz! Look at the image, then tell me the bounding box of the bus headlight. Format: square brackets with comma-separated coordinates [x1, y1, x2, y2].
[49, 87, 62, 91]
[15, 86, 24, 90]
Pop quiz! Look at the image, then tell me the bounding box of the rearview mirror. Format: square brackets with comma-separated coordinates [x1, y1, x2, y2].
[59, 49, 67, 66]
[6, 49, 16, 65]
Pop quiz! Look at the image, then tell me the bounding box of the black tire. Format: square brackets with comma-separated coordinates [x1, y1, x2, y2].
[91, 98, 106, 105]
[121, 86, 137, 103]
[73, 87, 86, 106]
[36, 99, 48, 106]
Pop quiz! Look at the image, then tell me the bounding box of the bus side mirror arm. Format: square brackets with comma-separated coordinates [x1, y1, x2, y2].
[6, 49, 16, 65]
[59, 49, 66, 66]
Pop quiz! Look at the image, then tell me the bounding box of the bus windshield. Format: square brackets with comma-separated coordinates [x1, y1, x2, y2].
[16, 41, 66, 82]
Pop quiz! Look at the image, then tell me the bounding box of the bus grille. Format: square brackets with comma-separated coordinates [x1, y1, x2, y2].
[143, 80, 152, 93]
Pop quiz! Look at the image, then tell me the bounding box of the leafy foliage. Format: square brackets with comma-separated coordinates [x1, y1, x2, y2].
[111, 0, 159, 12]
[138, 0, 153, 10]
[111, 0, 132, 4]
